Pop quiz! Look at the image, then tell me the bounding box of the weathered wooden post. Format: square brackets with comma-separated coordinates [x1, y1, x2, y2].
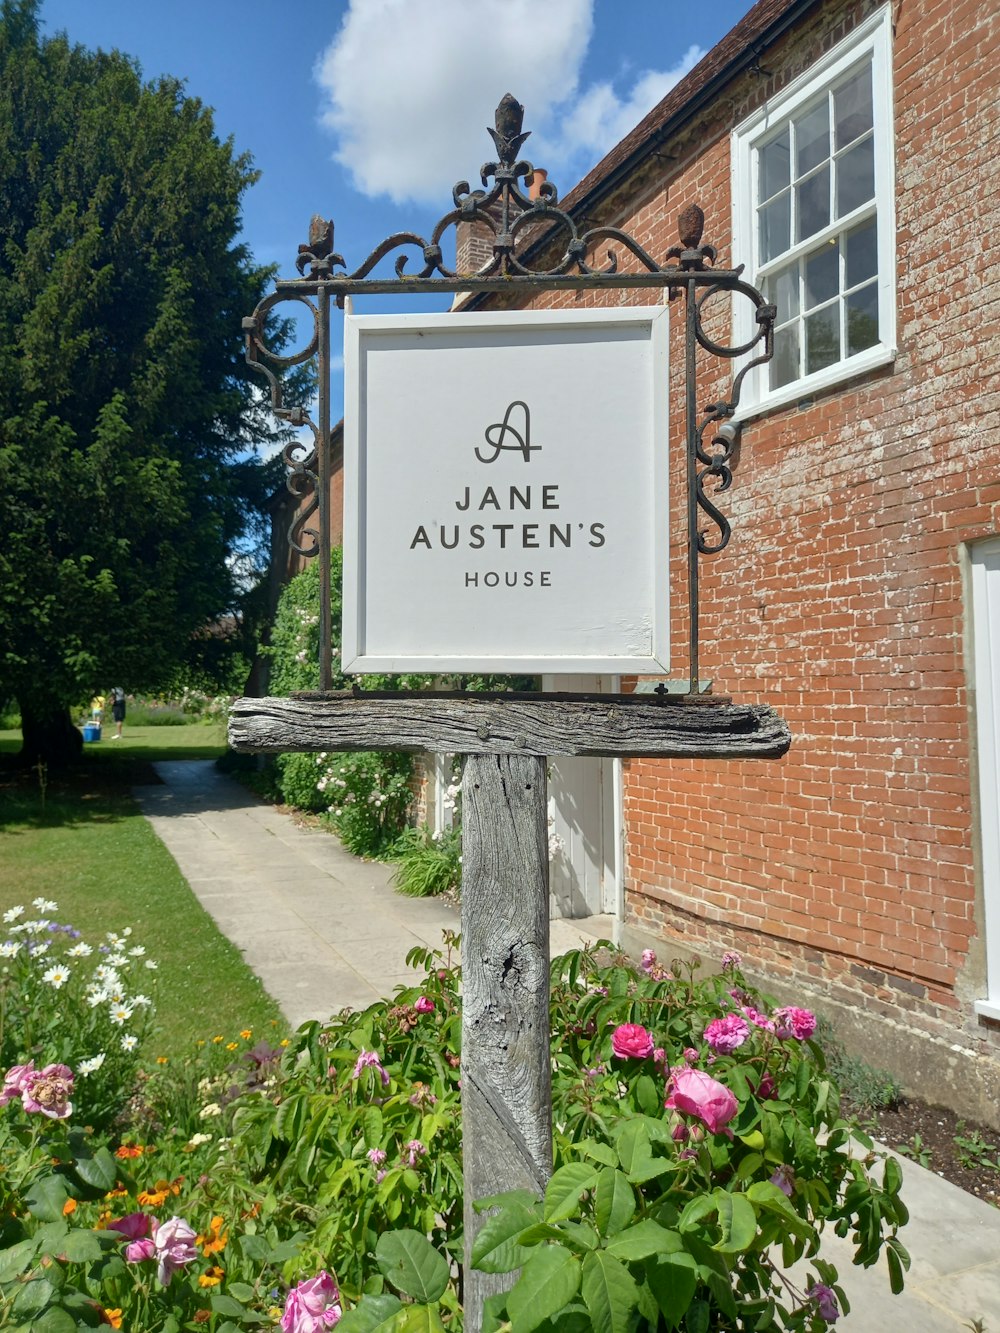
[236, 95, 779, 1333]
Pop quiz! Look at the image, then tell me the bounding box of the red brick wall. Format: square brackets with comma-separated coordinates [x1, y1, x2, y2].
[506, 0, 1000, 1101]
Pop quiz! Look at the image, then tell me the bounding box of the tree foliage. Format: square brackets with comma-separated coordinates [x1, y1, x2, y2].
[0, 0, 292, 760]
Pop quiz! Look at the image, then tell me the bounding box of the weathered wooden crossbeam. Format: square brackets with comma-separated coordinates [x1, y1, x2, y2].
[228, 691, 791, 759]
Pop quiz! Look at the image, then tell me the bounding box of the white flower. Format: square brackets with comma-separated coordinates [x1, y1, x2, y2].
[0, 941, 21, 958]
[31, 941, 51, 957]
[121, 1034, 138, 1052]
[128, 946, 146, 957]
[123, 928, 132, 937]
[86, 988, 109, 1008]
[144, 959, 158, 971]
[131, 994, 152, 1008]
[2, 906, 24, 923]
[67, 942, 93, 957]
[78, 1054, 106, 1076]
[106, 954, 128, 969]
[43, 965, 70, 989]
[199, 1103, 222, 1119]
[93, 965, 120, 986]
[187, 1133, 212, 1147]
[32, 898, 58, 913]
[110, 1004, 134, 1026]
[23, 919, 48, 933]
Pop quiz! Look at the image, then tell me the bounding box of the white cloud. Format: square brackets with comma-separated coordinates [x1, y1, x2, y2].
[315, 1, 704, 206]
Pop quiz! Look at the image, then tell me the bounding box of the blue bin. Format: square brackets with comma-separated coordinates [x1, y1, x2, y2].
[83, 723, 101, 742]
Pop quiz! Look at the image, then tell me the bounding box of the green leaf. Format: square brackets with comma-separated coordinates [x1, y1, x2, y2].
[605, 1220, 680, 1261]
[886, 1245, 904, 1295]
[507, 1246, 581, 1333]
[472, 1204, 540, 1273]
[686, 1297, 710, 1333]
[24, 1175, 70, 1223]
[362, 1105, 384, 1149]
[646, 1253, 698, 1329]
[0, 1238, 40, 1283]
[227, 1282, 255, 1302]
[481, 1291, 508, 1333]
[72, 1146, 118, 1192]
[594, 1169, 635, 1239]
[375, 1230, 450, 1303]
[579, 1142, 617, 1168]
[580, 1250, 638, 1333]
[391, 1304, 446, 1333]
[613, 1121, 670, 1183]
[60, 1230, 105, 1263]
[635, 1075, 660, 1116]
[29, 1306, 77, 1333]
[712, 1190, 758, 1254]
[12, 1277, 58, 1317]
[238, 1234, 272, 1263]
[336, 1295, 404, 1333]
[884, 1155, 903, 1197]
[475, 1188, 540, 1213]
[543, 1163, 598, 1223]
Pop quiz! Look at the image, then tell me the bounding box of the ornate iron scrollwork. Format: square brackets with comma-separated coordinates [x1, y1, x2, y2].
[243, 95, 774, 691]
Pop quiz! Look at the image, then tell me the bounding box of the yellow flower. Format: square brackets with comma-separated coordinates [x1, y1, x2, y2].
[198, 1265, 225, 1288]
[157, 1056, 169, 1065]
[280, 1039, 290, 1048]
[212, 1036, 224, 1044]
[226, 1042, 238, 1052]
[240, 1029, 253, 1040]
[137, 1176, 183, 1207]
[197, 1215, 228, 1256]
[103, 1308, 123, 1328]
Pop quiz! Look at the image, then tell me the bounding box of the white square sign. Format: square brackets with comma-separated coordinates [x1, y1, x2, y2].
[342, 305, 669, 673]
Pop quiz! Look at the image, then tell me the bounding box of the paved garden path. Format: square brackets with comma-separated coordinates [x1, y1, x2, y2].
[135, 760, 1000, 1332]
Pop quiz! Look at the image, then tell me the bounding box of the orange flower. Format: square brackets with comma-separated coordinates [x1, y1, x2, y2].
[197, 1215, 228, 1256]
[115, 1144, 144, 1159]
[104, 1187, 129, 1200]
[137, 1176, 183, 1207]
[193, 1311, 212, 1324]
[240, 1029, 252, 1040]
[102, 1309, 122, 1328]
[62, 1198, 78, 1216]
[156, 1056, 169, 1065]
[240, 1201, 261, 1220]
[95, 1210, 112, 1230]
[198, 1265, 225, 1288]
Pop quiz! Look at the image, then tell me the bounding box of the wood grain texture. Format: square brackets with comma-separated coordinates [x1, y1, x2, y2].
[228, 692, 791, 759]
[461, 754, 552, 1331]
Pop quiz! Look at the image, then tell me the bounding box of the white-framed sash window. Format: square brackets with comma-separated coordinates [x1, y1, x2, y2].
[731, 7, 896, 413]
[970, 538, 1000, 1020]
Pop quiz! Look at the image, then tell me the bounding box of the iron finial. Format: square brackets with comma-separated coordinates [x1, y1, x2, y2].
[677, 204, 705, 250]
[489, 93, 530, 167]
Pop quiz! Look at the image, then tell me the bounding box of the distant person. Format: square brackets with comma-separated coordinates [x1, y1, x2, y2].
[90, 694, 104, 723]
[110, 686, 126, 738]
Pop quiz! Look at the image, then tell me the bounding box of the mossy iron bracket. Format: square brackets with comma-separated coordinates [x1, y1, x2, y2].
[241, 93, 775, 694]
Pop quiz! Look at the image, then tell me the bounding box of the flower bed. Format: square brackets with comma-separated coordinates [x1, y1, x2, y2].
[0, 922, 909, 1331]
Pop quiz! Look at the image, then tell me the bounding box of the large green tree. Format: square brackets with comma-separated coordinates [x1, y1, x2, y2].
[0, 0, 290, 763]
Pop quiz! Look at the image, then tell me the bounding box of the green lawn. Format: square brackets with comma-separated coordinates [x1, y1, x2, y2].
[0, 726, 287, 1057]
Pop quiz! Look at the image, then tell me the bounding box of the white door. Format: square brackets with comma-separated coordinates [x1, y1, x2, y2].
[971, 539, 1000, 1020]
[542, 674, 621, 919]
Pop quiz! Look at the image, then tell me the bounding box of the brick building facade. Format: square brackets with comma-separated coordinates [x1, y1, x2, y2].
[462, 0, 1000, 1120]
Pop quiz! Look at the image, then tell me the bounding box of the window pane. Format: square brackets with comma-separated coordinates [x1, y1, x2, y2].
[845, 217, 878, 288]
[766, 262, 800, 323]
[795, 100, 830, 176]
[805, 241, 840, 310]
[837, 136, 875, 216]
[835, 65, 873, 148]
[846, 282, 879, 355]
[760, 129, 790, 200]
[759, 193, 790, 263]
[796, 165, 830, 242]
[771, 323, 801, 389]
[805, 304, 840, 374]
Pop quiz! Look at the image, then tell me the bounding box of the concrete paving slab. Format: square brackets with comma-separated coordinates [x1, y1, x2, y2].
[135, 760, 1000, 1333]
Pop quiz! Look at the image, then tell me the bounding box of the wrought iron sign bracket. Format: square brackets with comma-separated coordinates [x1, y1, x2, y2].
[243, 93, 775, 691]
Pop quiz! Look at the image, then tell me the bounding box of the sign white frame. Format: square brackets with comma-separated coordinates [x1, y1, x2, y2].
[342, 305, 670, 674]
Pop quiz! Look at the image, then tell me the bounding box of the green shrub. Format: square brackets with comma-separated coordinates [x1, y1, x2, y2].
[390, 824, 462, 897]
[0, 939, 910, 1331]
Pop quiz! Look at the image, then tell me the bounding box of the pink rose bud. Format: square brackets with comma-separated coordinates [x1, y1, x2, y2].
[664, 1066, 739, 1137]
[414, 996, 435, 1013]
[773, 1006, 817, 1041]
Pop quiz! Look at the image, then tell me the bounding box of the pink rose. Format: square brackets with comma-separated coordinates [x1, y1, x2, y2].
[281, 1271, 342, 1332]
[20, 1064, 74, 1120]
[683, 1047, 700, 1065]
[352, 1050, 389, 1086]
[742, 1005, 775, 1033]
[414, 996, 435, 1013]
[664, 1066, 739, 1137]
[109, 1212, 151, 1240]
[0, 1062, 36, 1106]
[773, 1007, 817, 1041]
[611, 1023, 655, 1060]
[640, 949, 657, 972]
[125, 1237, 157, 1264]
[152, 1216, 198, 1287]
[703, 1013, 750, 1054]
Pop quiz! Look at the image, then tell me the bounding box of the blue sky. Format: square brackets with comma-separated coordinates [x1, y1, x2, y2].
[38, 0, 756, 427]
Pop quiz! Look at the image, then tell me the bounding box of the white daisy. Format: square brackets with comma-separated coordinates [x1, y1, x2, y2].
[131, 994, 152, 1008]
[121, 1034, 138, 1052]
[144, 959, 158, 971]
[128, 946, 146, 957]
[106, 954, 127, 969]
[2, 906, 25, 923]
[32, 898, 58, 913]
[0, 941, 21, 958]
[31, 941, 51, 957]
[67, 942, 93, 957]
[187, 1133, 212, 1147]
[42, 965, 70, 989]
[78, 1054, 106, 1076]
[93, 965, 120, 986]
[109, 1004, 134, 1026]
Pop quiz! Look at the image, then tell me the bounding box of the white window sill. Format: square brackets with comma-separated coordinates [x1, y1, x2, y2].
[974, 999, 1000, 1022]
[733, 343, 897, 424]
